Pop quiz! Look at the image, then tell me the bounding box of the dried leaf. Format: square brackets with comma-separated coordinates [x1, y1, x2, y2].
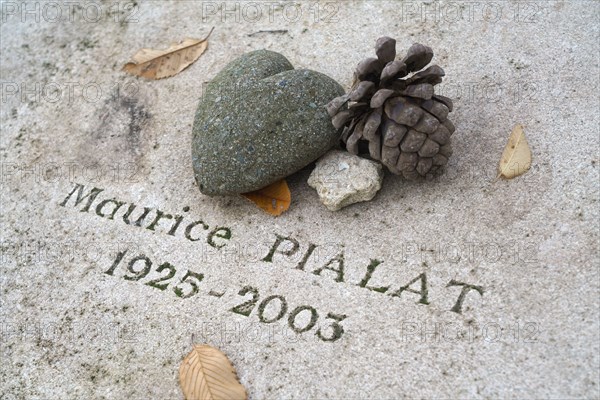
[497, 124, 532, 179]
[242, 180, 291, 216]
[123, 28, 214, 79]
[179, 344, 247, 400]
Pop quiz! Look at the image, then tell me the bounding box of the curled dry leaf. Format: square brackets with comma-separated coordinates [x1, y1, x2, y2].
[123, 27, 214, 80]
[497, 124, 532, 179]
[242, 179, 291, 216]
[179, 344, 247, 400]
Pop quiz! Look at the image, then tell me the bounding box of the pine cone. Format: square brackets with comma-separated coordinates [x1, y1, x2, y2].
[327, 37, 455, 180]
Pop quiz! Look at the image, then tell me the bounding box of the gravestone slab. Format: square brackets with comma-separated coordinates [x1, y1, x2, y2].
[1, 1, 598, 399]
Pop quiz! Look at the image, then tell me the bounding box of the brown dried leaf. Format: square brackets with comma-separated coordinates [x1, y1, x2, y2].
[179, 344, 247, 400]
[123, 28, 214, 80]
[242, 179, 291, 216]
[497, 124, 532, 179]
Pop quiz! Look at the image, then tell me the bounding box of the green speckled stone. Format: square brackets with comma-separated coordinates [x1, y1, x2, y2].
[192, 50, 344, 195]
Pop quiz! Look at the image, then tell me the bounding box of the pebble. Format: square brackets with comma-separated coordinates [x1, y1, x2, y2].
[192, 50, 345, 195]
[308, 150, 384, 211]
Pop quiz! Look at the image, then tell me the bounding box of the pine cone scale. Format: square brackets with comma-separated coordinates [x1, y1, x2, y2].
[349, 81, 375, 101]
[439, 144, 453, 157]
[412, 112, 439, 134]
[382, 120, 407, 147]
[326, 94, 349, 117]
[356, 58, 383, 81]
[416, 158, 433, 176]
[402, 43, 434, 72]
[400, 130, 427, 152]
[382, 145, 401, 167]
[422, 99, 449, 121]
[381, 60, 407, 81]
[363, 109, 382, 140]
[385, 99, 423, 127]
[375, 36, 397, 63]
[408, 65, 445, 85]
[332, 110, 353, 130]
[442, 119, 455, 134]
[370, 89, 396, 108]
[418, 138, 440, 157]
[400, 83, 434, 100]
[433, 95, 454, 112]
[368, 135, 382, 160]
[429, 125, 451, 145]
[398, 152, 418, 172]
[433, 154, 448, 166]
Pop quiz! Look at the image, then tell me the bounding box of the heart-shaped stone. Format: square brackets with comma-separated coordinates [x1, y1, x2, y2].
[192, 50, 344, 195]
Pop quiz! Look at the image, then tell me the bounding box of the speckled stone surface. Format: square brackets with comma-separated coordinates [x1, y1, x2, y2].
[192, 50, 344, 195]
[1, 2, 599, 399]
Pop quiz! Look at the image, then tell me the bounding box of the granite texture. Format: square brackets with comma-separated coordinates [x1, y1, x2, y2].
[192, 50, 344, 195]
[0, 1, 598, 399]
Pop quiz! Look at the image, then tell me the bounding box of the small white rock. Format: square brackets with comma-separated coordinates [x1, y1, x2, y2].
[308, 150, 384, 211]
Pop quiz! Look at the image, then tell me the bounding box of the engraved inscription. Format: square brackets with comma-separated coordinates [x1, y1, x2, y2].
[58, 182, 487, 342]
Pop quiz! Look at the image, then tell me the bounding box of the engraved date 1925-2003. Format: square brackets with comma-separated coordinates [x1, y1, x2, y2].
[105, 249, 347, 342]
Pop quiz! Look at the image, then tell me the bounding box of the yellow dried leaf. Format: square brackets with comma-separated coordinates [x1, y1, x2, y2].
[179, 344, 247, 400]
[123, 28, 213, 80]
[242, 179, 291, 216]
[497, 124, 532, 179]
